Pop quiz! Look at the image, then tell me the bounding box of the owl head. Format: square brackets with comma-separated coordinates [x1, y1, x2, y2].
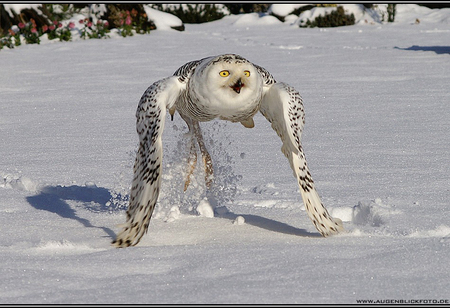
[192, 54, 264, 109]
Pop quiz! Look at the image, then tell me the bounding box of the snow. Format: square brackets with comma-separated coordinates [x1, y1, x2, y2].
[142, 6, 183, 30]
[1, 4, 450, 304]
[268, 4, 312, 17]
[395, 4, 450, 24]
[3, 4, 42, 16]
[196, 198, 215, 218]
[231, 13, 282, 26]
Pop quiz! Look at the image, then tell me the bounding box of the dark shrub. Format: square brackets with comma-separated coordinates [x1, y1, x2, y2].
[152, 4, 226, 24]
[301, 6, 355, 28]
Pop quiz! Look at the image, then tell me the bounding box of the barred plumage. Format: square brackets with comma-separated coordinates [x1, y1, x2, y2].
[112, 54, 344, 248]
[173, 59, 203, 83]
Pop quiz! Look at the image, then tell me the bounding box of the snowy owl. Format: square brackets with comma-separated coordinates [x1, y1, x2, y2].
[112, 54, 344, 247]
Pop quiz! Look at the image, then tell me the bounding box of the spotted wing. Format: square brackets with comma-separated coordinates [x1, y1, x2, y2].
[253, 63, 277, 86]
[260, 82, 344, 236]
[173, 58, 204, 82]
[112, 76, 185, 247]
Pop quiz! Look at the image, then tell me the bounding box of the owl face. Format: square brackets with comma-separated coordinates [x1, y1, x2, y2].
[191, 54, 264, 119]
[205, 55, 261, 95]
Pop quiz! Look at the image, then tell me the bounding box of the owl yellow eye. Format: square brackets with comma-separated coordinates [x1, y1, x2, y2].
[244, 70, 250, 77]
[219, 70, 230, 77]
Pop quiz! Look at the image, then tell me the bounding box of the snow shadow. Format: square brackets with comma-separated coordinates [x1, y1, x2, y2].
[217, 209, 322, 238]
[394, 45, 450, 54]
[26, 185, 116, 239]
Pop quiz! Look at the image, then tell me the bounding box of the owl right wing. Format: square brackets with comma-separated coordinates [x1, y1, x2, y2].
[260, 81, 344, 237]
[112, 76, 185, 247]
[173, 58, 204, 82]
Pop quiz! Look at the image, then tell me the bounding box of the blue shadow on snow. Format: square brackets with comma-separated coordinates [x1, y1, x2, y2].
[217, 210, 322, 238]
[26, 185, 116, 239]
[27, 185, 321, 240]
[394, 45, 450, 55]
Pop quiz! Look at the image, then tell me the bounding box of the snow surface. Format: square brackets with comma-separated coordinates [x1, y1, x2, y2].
[268, 4, 311, 17]
[143, 7, 183, 30]
[3, 4, 42, 16]
[1, 4, 450, 304]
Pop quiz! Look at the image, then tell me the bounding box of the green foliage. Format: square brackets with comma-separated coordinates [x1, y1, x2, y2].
[106, 6, 153, 37]
[8, 27, 22, 47]
[224, 4, 269, 14]
[130, 9, 152, 35]
[18, 20, 40, 44]
[0, 35, 14, 49]
[0, 5, 155, 50]
[387, 4, 396, 22]
[300, 6, 355, 28]
[57, 24, 72, 41]
[80, 19, 110, 39]
[153, 4, 226, 24]
[44, 21, 73, 41]
[40, 4, 81, 22]
[290, 5, 316, 16]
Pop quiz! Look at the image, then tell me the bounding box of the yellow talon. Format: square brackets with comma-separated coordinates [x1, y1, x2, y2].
[169, 106, 176, 121]
[240, 117, 254, 128]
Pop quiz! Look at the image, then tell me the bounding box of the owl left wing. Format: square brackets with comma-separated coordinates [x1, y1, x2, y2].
[260, 82, 344, 236]
[112, 76, 185, 247]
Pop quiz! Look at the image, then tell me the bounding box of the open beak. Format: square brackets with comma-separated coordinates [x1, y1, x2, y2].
[231, 78, 243, 94]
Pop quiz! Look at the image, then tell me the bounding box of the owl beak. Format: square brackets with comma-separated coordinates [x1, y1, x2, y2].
[231, 78, 243, 94]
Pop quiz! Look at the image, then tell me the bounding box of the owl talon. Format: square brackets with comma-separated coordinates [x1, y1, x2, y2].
[169, 106, 176, 121]
[240, 117, 254, 128]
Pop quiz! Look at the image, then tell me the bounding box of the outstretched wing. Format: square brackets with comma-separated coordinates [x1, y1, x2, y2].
[112, 76, 185, 247]
[260, 82, 344, 236]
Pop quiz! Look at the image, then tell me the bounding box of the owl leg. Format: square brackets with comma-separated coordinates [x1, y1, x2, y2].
[179, 114, 198, 191]
[192, 121, 214, 189]
[180, 115, 214, 190]
[184, 133, 198, 192]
